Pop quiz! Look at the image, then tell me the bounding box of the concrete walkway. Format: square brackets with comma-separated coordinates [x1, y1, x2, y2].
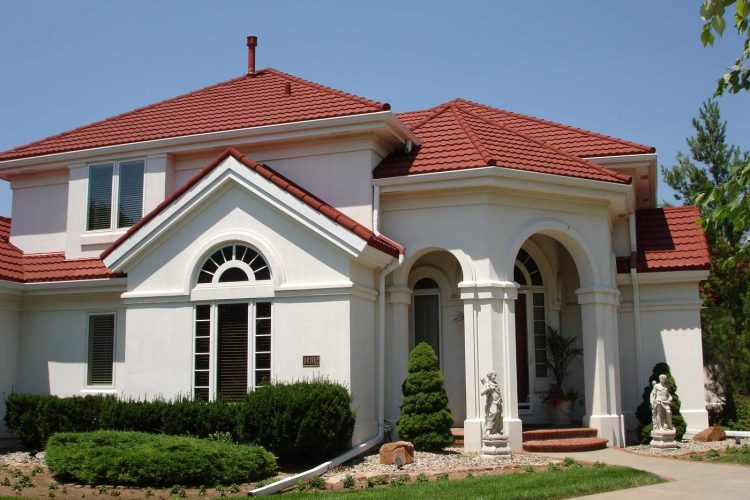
[538, 448, 750, 499]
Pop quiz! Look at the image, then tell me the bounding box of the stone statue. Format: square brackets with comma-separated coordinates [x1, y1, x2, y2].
[480, 371, 503, 436]
[650, 374, 674, 431]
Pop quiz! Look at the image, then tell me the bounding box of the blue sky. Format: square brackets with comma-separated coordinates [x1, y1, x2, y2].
[0, 1, 747, 217]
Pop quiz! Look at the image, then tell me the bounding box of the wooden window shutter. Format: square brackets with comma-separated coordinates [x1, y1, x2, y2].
[88, 314, 115, 385]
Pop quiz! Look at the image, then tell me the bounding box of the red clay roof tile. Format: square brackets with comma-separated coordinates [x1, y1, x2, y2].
[0, 68, 389, 162]
[374, 100, 636, 183]
[617, 206, 710, 273]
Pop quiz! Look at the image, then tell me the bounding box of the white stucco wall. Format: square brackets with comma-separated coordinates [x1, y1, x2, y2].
[10, 171, 68, 254]
[618, 272, 709, 434]
[0, 290, 21, 438]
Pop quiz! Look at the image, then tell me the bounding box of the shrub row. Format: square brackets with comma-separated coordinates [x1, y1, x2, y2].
[46, 431, 276, 486]
[5, 380, 354, 462]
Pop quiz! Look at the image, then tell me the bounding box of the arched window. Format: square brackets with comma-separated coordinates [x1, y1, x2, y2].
[197, 244, 271, 284]
[515, 248, 543, 286]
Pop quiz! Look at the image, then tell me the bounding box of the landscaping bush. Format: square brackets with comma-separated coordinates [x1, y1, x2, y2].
[45, 431, 276, 486]
[396, 342, 454, 451]
[5, 394, 240, 450]
[635, 362, 687, 442]
[238, 380, 355, 462]
[4, 393, 110, 450]
[729, 395, 750, 431]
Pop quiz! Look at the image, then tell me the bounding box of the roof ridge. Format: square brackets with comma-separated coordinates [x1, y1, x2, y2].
[448, 104, 495, 166]
[0, 74, 251, 159]
[408, 101, 454, 131]
[454, 102, 631, 184]
[262, 68, 390, 110]
[454, 98, 655, 155]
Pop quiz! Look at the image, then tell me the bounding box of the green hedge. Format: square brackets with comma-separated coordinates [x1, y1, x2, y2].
[5, 380, 355, 462]
[45, 431, 276, 486]
[730, 395, 750, 431]
[238, 380, 355, 462]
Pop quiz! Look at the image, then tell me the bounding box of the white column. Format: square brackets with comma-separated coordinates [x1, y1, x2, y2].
[385, 286, 411, 427]
[459, 280, 522, 451]
[576, 286, 626, 447]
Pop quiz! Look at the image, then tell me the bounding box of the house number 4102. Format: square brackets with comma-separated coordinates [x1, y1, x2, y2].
[303, 355, 320, 368]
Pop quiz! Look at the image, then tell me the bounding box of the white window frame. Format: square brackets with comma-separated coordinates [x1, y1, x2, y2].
[84, 311, 117, 390]
[85, 158, 146, 233]
[411, 278, 443, 371]
[192, 300, 273, 401]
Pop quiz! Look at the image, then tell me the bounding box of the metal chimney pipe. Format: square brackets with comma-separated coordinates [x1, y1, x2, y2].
[246, 36, 258, 74]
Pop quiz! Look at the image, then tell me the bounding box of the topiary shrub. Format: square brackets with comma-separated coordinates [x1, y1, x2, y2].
[636, 362, 687, 442]
[237, 380, 355, 463]
[396, 342, 454, 451]
[45, 431, 276, 486]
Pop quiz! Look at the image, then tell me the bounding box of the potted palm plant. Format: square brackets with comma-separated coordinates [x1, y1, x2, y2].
[544, 326, 583, 425]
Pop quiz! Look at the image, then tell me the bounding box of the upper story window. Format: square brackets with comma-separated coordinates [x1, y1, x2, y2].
[87, 159, 145, 231]
[197, 244, 271, 285]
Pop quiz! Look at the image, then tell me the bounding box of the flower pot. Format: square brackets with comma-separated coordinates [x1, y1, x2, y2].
[551, 399, 572, 425]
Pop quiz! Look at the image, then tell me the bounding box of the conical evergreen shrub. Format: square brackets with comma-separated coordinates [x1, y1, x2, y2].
[396, 342, 454, 451]
[636, 362, 687, 442]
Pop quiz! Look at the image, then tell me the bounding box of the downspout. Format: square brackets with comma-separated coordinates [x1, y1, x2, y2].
[629, 212, 644, 390]
[373, 185, 381, 236]
[250, 186, 404, 496]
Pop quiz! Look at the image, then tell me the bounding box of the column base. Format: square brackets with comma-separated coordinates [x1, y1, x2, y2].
[584, 414, 625, 447]
[463, 418, 483, 452]
[504, 417, 523, 451]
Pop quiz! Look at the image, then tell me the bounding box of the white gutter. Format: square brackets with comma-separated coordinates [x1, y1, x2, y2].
[629, 212, 644, 390]
[251, 248, 404, 495]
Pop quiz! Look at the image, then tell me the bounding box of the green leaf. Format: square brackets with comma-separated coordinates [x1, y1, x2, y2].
[702, 25, 716, 46]
[737, 0, 750, 19]
[712, 14, 727, 35]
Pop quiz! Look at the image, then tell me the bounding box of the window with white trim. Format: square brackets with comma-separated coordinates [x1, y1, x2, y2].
[197, 244, 271, 284]
[193, 301, 272, 402]
[87, 159, 144, 231]
[515, 248, 547, 378]
[87, 314, 115, 386]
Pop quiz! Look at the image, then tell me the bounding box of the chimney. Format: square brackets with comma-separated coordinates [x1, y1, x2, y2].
[246, 36, 258, 75]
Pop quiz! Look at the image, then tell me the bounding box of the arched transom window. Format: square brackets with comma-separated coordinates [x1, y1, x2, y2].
[197, 244, 271, 285]
[514, 248, 543, 287]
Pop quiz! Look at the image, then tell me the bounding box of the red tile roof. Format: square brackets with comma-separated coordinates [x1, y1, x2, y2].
[374, 99, 652, 182]
[0, 216, 119, 283]
[102, 149, 404, 260]
[616, 206, 710, 273]
[0, 68, 390, 162]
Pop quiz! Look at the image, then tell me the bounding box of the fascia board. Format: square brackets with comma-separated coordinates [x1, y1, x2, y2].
[104, 156, 367, 270]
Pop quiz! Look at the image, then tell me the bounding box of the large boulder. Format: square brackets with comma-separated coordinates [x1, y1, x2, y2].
[379, 441, 415, 465]
[693, 426, 727, 442]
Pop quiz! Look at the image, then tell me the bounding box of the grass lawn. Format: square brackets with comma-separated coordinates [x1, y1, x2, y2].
[707, 444, 750, 465]
[283, 464, 662, 499]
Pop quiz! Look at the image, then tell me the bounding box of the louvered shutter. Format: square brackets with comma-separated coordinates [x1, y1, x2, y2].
[88, 315, 115, 385]
[87, 164, 113, 230]
[117, 160, 144, 228]
[217, 304, 248, 402]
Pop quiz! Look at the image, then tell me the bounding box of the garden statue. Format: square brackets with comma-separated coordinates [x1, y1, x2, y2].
[649, 374, 679, 449]
[650, 374, 674, 431]
[481, 370, 503, 436]
[479, 370, 510, 458]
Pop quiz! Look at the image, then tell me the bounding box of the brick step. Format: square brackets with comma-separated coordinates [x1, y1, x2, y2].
[522, 427, 598, 442]
[522, 437, 608, 453]
[450, 427, 464, 446]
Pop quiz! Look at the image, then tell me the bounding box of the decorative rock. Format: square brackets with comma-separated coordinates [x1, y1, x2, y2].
[379, 441, 415, 465]
[481, 434, 511, 458]
[650, 429, 679, 449]
[693, 426, 727, 442]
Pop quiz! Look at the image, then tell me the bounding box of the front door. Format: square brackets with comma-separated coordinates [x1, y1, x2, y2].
[515, 295, 531, 411]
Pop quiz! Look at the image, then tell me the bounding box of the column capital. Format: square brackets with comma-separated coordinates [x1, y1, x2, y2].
[386, 285, 412, 305]
[575, 286, 620, 306]
[459, 280, 518, 302]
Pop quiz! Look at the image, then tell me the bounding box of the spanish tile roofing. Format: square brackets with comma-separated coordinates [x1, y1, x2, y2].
[101, 149, 404, 260]
[374, 99, 649, 182]
[616, 206, 710, 273]
[0, 68, 390, 162]
[0, 216, 118, 283]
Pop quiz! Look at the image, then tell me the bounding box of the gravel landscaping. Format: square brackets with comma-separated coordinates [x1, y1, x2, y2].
[626, 437, 750, 457]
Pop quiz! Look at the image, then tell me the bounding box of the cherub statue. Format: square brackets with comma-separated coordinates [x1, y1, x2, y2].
[650, 374, 674, 431]
[480, 371, 503, 436]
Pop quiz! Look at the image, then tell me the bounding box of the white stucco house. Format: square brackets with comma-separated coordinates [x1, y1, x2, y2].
[0, 38, 710, 452]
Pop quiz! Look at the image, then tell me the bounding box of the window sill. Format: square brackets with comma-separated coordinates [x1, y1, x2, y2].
[80, 388, 117, 395]
[80, 230, 128, 246]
